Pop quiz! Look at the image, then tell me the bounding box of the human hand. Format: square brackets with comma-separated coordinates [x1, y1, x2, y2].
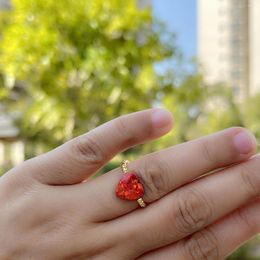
[0, 108, 259, 259]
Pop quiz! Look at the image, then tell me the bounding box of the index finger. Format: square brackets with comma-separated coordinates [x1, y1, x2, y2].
[23, 108, 173, 185]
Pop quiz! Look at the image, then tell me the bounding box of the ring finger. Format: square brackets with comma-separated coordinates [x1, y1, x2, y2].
[114, 154, 260, 256]
[80, 127, 256, 221]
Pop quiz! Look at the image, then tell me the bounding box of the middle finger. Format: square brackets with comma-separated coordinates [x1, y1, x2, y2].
[79, 127, 256, 221]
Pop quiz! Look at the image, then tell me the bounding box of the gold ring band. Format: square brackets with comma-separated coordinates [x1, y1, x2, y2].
[118, 160, 146, 208]
[121, 159, 130, 174]
[137, 198, 146, 208]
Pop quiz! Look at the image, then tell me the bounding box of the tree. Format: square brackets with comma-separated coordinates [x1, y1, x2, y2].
[0, 0, 175, 152]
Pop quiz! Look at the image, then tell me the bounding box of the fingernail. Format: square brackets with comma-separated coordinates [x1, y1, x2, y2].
[151, 108, 172, 129]
[233, 130, 256, 154]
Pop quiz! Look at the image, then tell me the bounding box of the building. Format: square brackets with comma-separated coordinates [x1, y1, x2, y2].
[0, 106, 24, 169]
[250, 0, 260, 95]
[0, 0, 10, 9]
[198, 0, 260, 100]
[138, 0, 151, 8]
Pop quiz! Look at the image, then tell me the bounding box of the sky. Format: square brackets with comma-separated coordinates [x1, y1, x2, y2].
[152, 0, 197, 71]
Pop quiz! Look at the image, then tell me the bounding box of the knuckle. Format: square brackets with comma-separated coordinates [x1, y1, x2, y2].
[114, 116, 138, 147]
[239, 160, 259, 197]
[175, 188, 213, 234]
[236, 207, 254, 234]
[72, 135, 105, 166]
[139, 156, 170, 201]
[200, 139, 217, 166]
[183, 228, 219, 260]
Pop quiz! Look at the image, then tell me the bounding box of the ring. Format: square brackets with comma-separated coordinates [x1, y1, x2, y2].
[115, 160, 146, 208]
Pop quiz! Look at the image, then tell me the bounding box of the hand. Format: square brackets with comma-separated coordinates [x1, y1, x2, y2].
[0, 108, 259, 259]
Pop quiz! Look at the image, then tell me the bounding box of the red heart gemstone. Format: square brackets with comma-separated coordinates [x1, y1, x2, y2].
[116, 172, 144, 201]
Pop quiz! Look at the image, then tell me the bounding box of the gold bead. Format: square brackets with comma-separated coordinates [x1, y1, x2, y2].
[121, 159, 130, 174]
[137, 198, 146, 208]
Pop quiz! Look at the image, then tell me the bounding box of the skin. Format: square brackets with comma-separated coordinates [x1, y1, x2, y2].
[0, 108, 259, 259]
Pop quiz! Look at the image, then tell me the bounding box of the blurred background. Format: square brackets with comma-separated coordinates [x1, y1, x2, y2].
[0, 0, 259, 258]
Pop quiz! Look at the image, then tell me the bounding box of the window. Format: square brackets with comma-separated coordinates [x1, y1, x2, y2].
[231, 70, 241, 80]
[232, 86, 240, 96]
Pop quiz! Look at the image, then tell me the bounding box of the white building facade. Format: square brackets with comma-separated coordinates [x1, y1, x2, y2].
[0, 0, 9, 9]
[198, 0, 260, 99]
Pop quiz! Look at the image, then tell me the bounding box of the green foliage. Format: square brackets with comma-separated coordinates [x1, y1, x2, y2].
[0, 0, 174, 149]
[152, 81, 244, 149]
[243, 94, 260, 142]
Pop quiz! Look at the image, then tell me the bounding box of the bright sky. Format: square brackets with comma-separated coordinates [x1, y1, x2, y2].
[152, 0, 197, 64]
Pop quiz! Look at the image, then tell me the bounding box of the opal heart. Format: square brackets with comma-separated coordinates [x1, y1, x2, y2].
[116, 172, 144, 201]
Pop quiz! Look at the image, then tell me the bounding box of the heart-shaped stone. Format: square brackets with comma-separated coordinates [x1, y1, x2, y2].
[116, 172, 144, 201]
